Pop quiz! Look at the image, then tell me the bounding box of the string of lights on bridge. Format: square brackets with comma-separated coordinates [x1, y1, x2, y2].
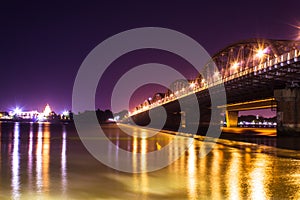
[129, 40, 300, 116]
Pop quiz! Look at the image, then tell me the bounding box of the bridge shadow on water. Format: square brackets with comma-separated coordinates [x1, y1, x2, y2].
[161, 124, 300, 152]
[220, 128, 300, 151]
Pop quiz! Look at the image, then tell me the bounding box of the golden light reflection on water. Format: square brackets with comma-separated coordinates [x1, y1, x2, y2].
[250, 154, 267, 200]
[132, 135, 149, 198]
[36, 123, 43, 193]
[227, 151, 241, 200]
[36, 123, 50, 196]
[132, 135, 138, 194]
[199, 144, 208, 198]
[61, 126, 67, 195]
[43, 124, 50, 192]
[170, 140, 291, 199]
[211, 147, 223, 200]
[0, 122, 2, 193]
[141, 138, 149, 194]
[187, 142, 198, 200]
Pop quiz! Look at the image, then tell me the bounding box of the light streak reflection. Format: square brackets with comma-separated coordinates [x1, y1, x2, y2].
[27, 123, 34, 191]
[227, 151, 241, 200]
[61, 125, 67, 195]
[211, 149, 222, 200]
[132, 135, 138, 193]
[36, 123, 43, 193]
[132, 134, 149, 196]
[187, 142, 198, 199]
[250, 155, 267, 200]
[36, 123, 50, 196]
[11, 122, 20, 199]
[140, 138, 148, 195]
[0, 122, 2, 192]
[42, 124, 50, 193]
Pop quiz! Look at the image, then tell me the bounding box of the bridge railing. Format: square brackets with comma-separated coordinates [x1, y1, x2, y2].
[129, 49, 300, 116]
[222, 49, 299, 83]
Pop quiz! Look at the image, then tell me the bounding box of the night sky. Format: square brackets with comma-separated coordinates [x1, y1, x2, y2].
[1, 1, 300, 116]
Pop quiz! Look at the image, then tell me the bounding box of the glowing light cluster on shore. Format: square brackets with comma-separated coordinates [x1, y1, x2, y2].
[1, 104, 71, 122]
[13, 107, 22, 115]
[43, 104, 52, 117]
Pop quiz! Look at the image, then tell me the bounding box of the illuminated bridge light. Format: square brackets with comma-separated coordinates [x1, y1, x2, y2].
[214, 71, 219, 77]
[231, 62, 239, 70]
[189, 82, 196, 89]
[128, 39, 300, 117]
[255, 47, 269, 59]
[256, 49, 265, 58]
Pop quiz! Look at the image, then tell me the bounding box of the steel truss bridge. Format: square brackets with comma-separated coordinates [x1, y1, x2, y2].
[128, 39, 300, 135]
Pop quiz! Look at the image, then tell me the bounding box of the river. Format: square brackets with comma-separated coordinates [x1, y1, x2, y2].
[0, 122, 300, 199]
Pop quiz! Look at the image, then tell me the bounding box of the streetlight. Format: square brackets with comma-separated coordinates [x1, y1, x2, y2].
[189, 82, 195, 89]
[213, 71, 220, 79]
[231, 62, 239, 70]
[255, 47, 269, 59]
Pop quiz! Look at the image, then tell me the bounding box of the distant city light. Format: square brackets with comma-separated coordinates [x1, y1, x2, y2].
[37, 114, 45, 121]
[114, 115, 120, 121]
[107, 118, 115, 122]
[43, 104, 52, 117]
[0, 103, 73, 122]
[13, 107, 22, 115]
[62, 110, 69, 116]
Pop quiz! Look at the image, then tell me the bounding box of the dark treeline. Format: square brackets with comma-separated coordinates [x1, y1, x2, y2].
[96, 109, 114, 123]
[238, 115, 276, 123]
[76, 109, 114, 123]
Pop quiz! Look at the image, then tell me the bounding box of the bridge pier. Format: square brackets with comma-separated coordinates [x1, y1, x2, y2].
[225, 111, 238, 127]
[275, 88, 300, 136]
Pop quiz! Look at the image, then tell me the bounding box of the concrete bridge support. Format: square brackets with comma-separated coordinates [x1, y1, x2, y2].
[225, 111, 238, 127]
[219, 98, 276, 128]
[275, 88, 300, 136]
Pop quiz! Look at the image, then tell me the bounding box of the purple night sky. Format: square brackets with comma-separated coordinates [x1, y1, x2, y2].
[1, 1, 299, 117]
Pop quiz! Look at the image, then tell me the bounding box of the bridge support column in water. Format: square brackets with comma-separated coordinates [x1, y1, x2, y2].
[275, 88, 300, 136]
[225, 111, 238, 127]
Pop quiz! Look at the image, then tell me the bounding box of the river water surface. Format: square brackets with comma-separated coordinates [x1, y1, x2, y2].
[1, 122, 300, 199]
